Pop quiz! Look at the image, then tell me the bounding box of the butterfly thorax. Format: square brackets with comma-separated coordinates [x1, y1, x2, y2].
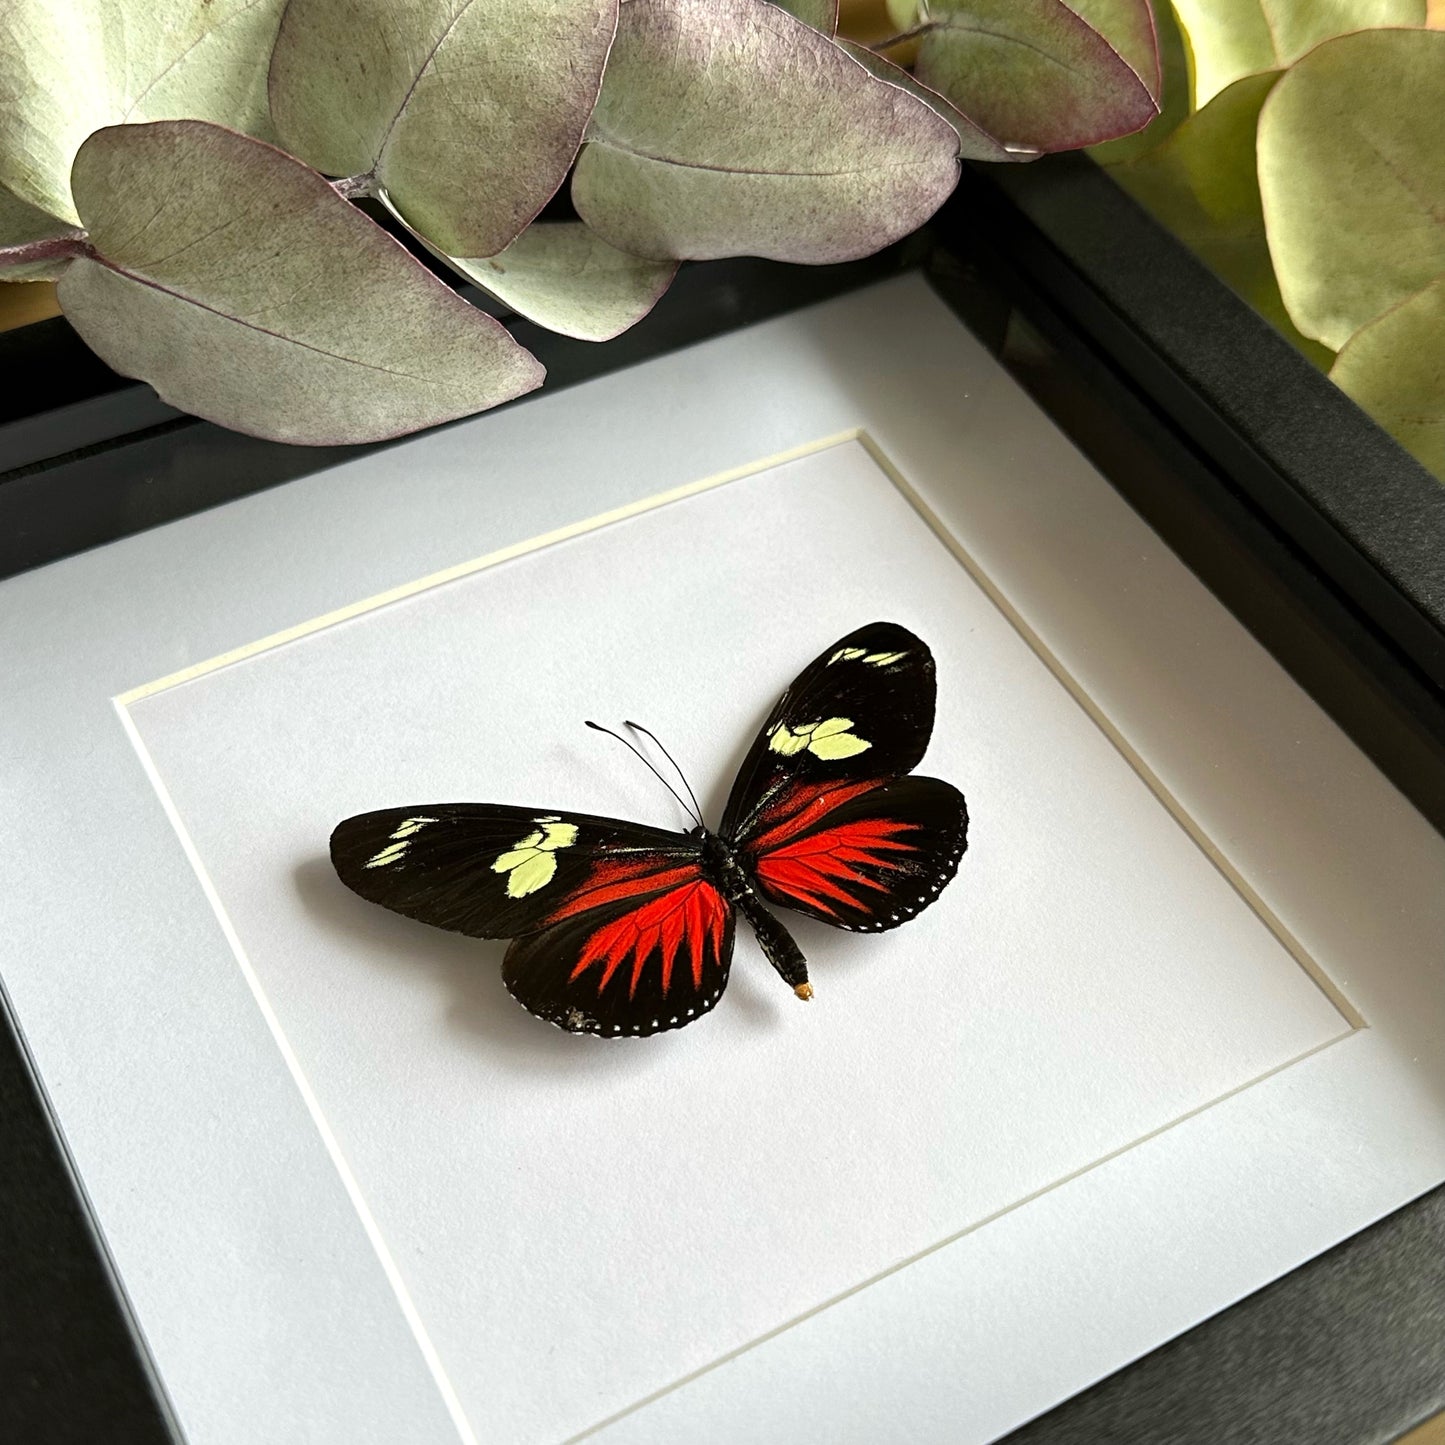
[694, 828, 812, 998]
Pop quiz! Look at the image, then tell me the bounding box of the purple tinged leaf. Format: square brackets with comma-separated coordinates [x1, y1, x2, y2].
[835, 40, 1016, 164]
[58, 121, 543, 445]
[381, 196, 679, 343]
[1069, 0, 1162, 100]
[0, 183, 79, 280]
[914, 0, 1161, 154]
[771, 0, 838, 32]
[572, 0, 960, 264]
[269, 0, 619, 258]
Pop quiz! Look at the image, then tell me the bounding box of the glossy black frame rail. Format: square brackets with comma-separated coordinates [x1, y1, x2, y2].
[1, 156, 1442, 1444]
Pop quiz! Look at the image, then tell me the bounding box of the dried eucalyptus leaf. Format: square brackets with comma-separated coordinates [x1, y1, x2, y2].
[269, 0, 617, 258]
[1172, 0, 1427, 107]
[835, 40, 1014, 162]
[383, 197, 678, 342]
[912, 0, 1159, 153]
[1088, 0, 1191, 165]
[772, 0, 837, 32]
[573, 0, 959, 264]
[1068, 0, 1162, 98]
[1110, 71, 1333, 368]
[0, 183, 76, 281]
[0, 0, 285, 225]
[1258, 28, 1445, 350]
[1330, 277, 1445, 478]
[58, 121, 543, 445]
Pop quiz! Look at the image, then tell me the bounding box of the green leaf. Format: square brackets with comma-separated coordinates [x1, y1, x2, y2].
[387, 203, 679, 342]
[1330, 276, 1445, 479]
[269, 0, 617, 259]
[835, 40, 1014, 162]
[0, 183, 77, 281]
[1171, 0, 1427, 107]
[0, 0, 285, 225]
[1258, 27, 1445, 349]
[1109, 70, 1333, 368]
[58, 121, 543, 445]
[1088, 0, 1191, 164]
[572, 0, 959, 264]
[885, 0, 923, 30]
[771, 0, 837, 32]
[912, 0, 1160, 153]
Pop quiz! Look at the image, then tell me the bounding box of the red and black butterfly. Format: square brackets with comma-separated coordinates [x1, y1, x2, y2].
[330, 622, 968, 1037]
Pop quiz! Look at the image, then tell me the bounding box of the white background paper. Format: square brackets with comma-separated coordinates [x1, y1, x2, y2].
[128, 440, 1348, 1444]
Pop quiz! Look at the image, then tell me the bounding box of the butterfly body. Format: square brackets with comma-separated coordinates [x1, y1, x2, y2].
[693, 827, 812, 996]
[331, 622, 968, 1037]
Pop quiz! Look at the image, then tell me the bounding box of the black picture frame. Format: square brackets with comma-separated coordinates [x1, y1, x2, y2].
[2, 154, 1442, 1444]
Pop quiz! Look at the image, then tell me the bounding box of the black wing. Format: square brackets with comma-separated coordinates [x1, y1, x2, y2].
[330, 804, 697, 941]
[720, 621, 936, 841]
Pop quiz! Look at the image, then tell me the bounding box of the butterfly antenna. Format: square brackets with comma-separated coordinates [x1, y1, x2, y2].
[584, 721, 702, 826]
[624, 721, 705, 826]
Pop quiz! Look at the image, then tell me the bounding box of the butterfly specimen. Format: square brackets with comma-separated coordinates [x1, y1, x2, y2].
[330, 622, 968, 1037]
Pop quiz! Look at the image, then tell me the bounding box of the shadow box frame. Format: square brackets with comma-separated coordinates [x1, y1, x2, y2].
[1, 155, 1443, 1444]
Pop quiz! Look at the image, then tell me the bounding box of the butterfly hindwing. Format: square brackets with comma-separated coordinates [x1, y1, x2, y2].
[503, 870, 735, 1036]
[720, 621, 936, 841]
[742, 774, 968, 932]
[330, 804, 697, 941]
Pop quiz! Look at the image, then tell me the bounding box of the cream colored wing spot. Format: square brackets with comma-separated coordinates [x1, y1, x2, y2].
[863, 650, 907, 666]
[492, 816, 581, 898]
[768, 717, 872, 761]
[767, 722, 811, 756]
[389, 815, 440, 839]
[828, 646, 868, 664]
[364, 840, 410, 869]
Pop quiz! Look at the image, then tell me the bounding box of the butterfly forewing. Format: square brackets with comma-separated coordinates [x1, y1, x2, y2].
[330, 804, 698, 941]
[742, 774, 968, 932]
[720, 621, 936, 841]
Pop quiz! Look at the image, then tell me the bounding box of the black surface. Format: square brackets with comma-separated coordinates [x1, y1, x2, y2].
[1003, 1184, 1445, 1445]
[0, 991, 176, 1444]
[2, 154, 1443, 1444]
[975, 153, 1445, 695]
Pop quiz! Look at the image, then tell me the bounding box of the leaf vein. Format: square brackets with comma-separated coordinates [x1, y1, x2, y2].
[121, 0, 272, 121]
[92, 257, 441, 383]
[374, 0, 483, 169]
[587, 131, 928, 179]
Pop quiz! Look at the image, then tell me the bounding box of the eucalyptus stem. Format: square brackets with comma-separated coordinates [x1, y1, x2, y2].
[868, 23, 936, 52]
[331, 172, 376, 201]
[0, 231, 91, 269]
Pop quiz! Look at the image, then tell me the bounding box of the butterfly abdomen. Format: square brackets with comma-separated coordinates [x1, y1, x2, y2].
[699, 831, 812, 1000]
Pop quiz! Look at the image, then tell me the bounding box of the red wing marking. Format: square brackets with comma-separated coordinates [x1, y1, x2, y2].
[545, 858, 700, 923]
[747, 778, 879, 854]
[569, 880, 729, 998]
[755, 816, 922, 918]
